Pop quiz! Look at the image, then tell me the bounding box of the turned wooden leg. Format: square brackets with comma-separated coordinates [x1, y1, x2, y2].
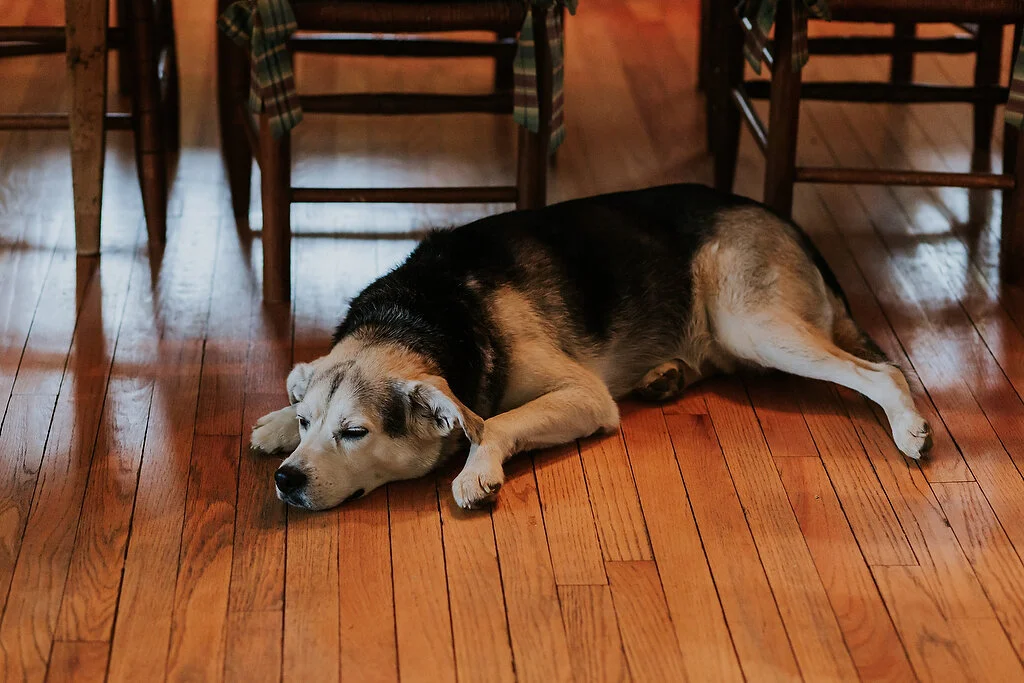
[698, 0, 711, 92]
[260, 115, 291, 302]
[1002, 122, 1024, 284]
[890, 22, 916, 84]
[218, 0, 253, 225]
[709, 0, 744, 191]
[973, 23, 1003, 168]
[516, 6, 551, 210]
[129, 0, 168, 245]
[763, 6, 803, 218]
[65, 0, 109, 256]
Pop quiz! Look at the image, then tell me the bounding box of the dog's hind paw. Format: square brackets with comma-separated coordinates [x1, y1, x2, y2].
[452, 458, 505, 510]
[892, 413, 933, 460]
[634, 360, 687, 402]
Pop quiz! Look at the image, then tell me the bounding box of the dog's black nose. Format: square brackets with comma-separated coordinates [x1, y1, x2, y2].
[275, 466, 307, 494]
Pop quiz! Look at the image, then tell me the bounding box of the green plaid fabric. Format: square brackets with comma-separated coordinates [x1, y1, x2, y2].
[218, 0, 572, 150]
[514, 2, 573, 154]
[1007, 36, 1024, 129]
[737, 0, 830, 74]
[219, 0, 303, 138]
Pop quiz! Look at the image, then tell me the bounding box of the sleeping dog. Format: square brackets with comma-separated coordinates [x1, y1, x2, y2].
[251, 184, 932, 510]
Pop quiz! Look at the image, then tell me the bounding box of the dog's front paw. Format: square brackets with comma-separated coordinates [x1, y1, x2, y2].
[452, 458, 505, 510]
[251, 405, 300, 456]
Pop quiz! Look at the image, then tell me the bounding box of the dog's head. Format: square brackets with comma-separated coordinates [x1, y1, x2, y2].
[274, 343, 484, 510]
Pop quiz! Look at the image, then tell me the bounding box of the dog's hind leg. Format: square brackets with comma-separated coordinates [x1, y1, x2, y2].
[251, 405, 301, 456]
[715, 311, 932, 459]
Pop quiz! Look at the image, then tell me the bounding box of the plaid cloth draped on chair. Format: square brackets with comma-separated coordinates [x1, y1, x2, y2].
[218, 0, 574, 152]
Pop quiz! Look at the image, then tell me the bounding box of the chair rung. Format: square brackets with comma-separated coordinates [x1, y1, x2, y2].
[805, 34, 979, 56]
[290, 33, 516, 59]
[0, 26, 127, 49]
[731, 86, 766, 152]
[291, 186, 518, 204]
[300, 92, 512, 115]
[0, 112, 132, 130]
[744, 80, 1008, 104]
[795, 166, 1015, 190]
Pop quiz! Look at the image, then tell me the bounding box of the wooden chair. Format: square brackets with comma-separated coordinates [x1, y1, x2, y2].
[0, 0, 179, 254]
[218, 0, 555, 302]
[707, 0, 1024, 283]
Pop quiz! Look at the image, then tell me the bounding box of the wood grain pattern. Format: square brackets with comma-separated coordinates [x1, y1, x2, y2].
[618, 404, 743, 682]
[0, 395, 58, 614]
[338, 487, 397, 683]
[0, 398, 103, 683]
[661, 406, 800, 682]
[228, 395, 286, 614]
[933, 481, 1024, 662]
[167, 435, 239, 683]
[224, 611, 282, 683]
[56, 386, 154, 641]
[578, 431, 652, 562]
[45, 641, 108, 683]
[106, 342, 206, 683]
[283, 507, 340, 683]
[532, 443, 606, 585]
[558, 585, 629, 683]
[438, 478, 515, 683]
[389, 478, 456, 683]
[491, 457, 573, 683]
[776, 456, 916, 681]
[704, 378, 859, 682]
[605, 561, 688, 682]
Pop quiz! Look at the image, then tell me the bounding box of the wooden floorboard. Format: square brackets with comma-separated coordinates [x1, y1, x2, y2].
[4, 1, 1024, 681]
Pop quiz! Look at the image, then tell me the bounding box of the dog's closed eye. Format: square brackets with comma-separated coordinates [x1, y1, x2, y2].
[297, 415, 310, 430]
[335, 426, 368, 441]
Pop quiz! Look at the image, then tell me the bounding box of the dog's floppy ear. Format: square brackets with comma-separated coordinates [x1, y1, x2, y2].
[287, 362, 315, 405]
[405, 376, 484, 445]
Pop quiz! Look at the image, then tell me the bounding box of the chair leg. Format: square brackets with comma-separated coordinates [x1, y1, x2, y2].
[891, 22, 915, 84]
[116, 0, 135, 96]
[218, 0, 253, 225]
[709, 0, 743, 191]
[516, 5, 551, 210]
[161, 0, 181, 155]
[973, 23, 1003, 168]
[494, 30, 514, 91]
[1002, 122, 1024, 285]
[763, 6, 803, 218]
[698, 0, 711, 92]
[65, 0, 109, 256]
[129, 0, 168, 245]
[260, 115, 291, 303]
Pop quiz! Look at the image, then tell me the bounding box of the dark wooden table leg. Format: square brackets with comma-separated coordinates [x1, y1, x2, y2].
[65, 0, 109, 255]
[129, 0, 168, 245]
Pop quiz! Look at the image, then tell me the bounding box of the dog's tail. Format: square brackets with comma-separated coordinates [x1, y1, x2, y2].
[830, 296, 890, 364]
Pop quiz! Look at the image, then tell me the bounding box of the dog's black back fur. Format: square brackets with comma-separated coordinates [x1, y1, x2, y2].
[334, 184, 844, 416]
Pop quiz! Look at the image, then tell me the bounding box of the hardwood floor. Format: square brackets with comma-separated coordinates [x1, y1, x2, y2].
[3, 0, 1024, 680]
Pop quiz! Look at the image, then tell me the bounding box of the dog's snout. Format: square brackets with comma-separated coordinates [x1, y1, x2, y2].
[275, 465, 307, 494]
